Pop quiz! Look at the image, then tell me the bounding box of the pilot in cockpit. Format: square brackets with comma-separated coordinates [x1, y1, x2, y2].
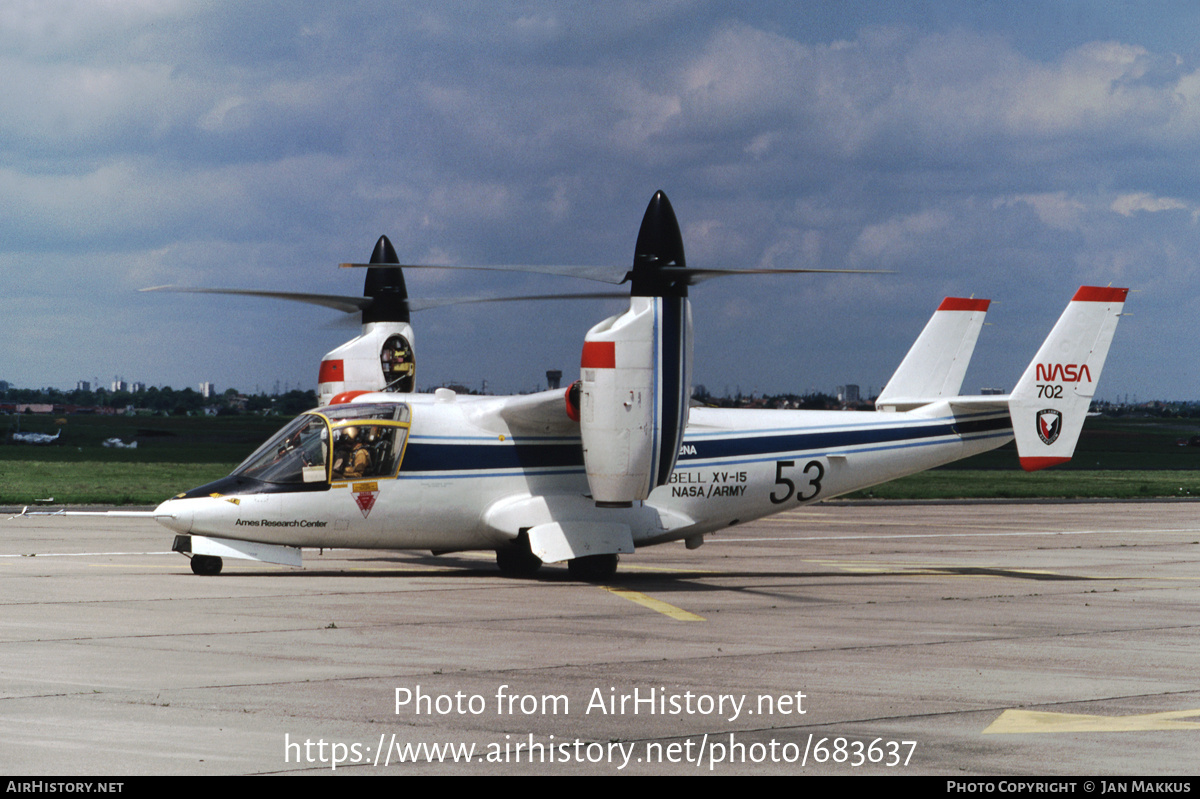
[333, 426, 372, 479]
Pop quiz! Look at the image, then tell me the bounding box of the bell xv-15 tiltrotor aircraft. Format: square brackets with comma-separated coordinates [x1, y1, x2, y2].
[153, 191, 1129, 579]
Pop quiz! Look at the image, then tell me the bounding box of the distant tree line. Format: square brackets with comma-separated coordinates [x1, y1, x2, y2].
[693, 385, 845, 410]
[0, 385, 317, 417]
[1091, 400, 1200, 418]
[8, 382, 1184, 419]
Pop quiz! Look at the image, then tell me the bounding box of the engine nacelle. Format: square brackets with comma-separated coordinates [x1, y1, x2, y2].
[579, 296, 692, 506]
[318, 321, 415, 406]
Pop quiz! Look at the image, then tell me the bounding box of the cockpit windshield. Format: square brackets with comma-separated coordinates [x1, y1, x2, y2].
[233, 403, 411, 485]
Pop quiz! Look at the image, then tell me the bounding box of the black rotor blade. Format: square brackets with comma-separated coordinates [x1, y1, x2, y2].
[662, 266, 894, 285]
[340, 261, 630, 285]
[142, 285, 626, 316]
[405, 292, 626, 311]
[140, 286, 368, 314]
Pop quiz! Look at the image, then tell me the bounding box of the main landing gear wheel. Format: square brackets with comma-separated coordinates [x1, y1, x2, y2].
[190, 554, 223, 575]
[495, 533, 542, 577]
[567, 553, 618, 581]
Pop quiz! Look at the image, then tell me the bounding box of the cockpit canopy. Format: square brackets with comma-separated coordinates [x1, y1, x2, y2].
[234, 403, 411, 485]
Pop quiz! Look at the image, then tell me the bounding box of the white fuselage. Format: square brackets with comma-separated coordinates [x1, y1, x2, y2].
[154, 390, 1013, 554]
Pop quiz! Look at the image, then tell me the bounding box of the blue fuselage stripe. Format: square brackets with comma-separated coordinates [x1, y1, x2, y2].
[685, 415, 1009, 460]
[398, 414, 1011, 474]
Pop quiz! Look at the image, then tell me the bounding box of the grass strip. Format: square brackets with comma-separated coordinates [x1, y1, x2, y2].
[0, 462, 233, 505]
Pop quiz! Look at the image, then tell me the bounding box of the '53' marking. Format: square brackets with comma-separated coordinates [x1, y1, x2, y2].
[769, 459, 825, 504]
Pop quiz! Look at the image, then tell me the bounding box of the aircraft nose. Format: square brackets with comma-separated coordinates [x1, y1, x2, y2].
[153, 498, 193, 534]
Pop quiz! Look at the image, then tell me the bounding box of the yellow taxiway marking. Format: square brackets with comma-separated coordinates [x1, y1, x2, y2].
[984, 708, 1200, 734]
[601, 586, 705, 621]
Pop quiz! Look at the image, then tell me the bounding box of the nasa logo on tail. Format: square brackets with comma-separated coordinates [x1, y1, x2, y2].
[1036, 409, 1062, 445]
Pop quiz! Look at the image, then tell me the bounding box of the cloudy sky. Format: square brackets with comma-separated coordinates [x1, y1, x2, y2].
[5, 1, 1199, 402]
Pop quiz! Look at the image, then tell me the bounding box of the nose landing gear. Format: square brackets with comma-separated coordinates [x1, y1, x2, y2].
[190, 554, 223, 576]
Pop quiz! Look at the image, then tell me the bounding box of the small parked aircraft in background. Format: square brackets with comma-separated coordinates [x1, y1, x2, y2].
[11, 429, 61, 445]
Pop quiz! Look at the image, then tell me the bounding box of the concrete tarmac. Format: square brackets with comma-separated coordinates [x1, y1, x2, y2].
[2, 501, 1199, 776]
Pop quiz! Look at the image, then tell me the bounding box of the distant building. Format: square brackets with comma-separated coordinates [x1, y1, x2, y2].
[76, 380, 90, 392]
[980, 387, 1004, 395]
[199, 382, 216, 398]
[546, 370, 563, 390]
[131, 382, 146, 393]
[111, 378, 127, 392]
[837, 384, 861, 403]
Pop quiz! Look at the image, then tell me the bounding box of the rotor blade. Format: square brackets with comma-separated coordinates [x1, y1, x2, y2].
[318, 291, 627, 330]
[143, 285, 627, 317]
[340, 262, 892, 286]
[405, 292, 627, 311]
[340, 262, 631, 285]
[140, 286, 368, 314]
[662, 266, 894, 285]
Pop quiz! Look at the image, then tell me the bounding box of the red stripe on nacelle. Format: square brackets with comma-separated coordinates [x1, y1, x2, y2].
[937, 297, 990, 312]
[330, 390, 370, 405]
[581, 341, 616, 368]
[318, 359, 345, 382]
[1072, 286, 1128, 303]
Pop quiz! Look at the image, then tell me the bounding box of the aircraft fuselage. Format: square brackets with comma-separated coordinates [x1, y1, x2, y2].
[153, 390, 1013, 554]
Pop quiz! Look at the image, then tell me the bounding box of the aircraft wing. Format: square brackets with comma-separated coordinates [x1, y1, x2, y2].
[470, 388, 580, 438]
